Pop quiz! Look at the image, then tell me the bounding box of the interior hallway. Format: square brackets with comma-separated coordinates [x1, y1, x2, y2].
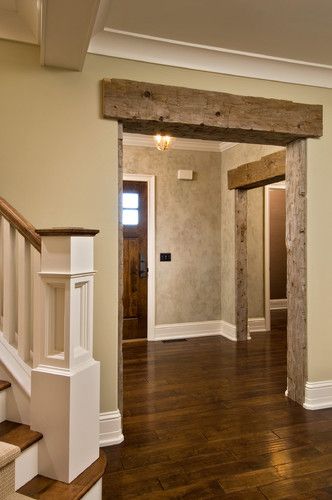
[103, 330, 332, 499]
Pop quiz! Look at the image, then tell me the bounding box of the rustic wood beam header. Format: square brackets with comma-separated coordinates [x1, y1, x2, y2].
[103, 79, 322, 146]
[228, 150, 286, 190]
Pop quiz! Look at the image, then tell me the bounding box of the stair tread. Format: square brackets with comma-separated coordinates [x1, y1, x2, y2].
[18, 451, 106, 499]
[0, 420, 42, 452]
[0, 380, 11, 391]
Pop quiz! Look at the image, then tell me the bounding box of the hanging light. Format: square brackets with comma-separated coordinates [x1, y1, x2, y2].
[154, 134, 172, 151]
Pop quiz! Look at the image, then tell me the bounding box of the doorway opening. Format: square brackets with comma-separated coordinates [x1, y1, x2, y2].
[264, 183, 287, 332]
[103, 78, 322, 408]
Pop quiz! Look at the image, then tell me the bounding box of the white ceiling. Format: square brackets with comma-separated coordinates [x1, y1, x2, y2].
[104, 0, 332, 67]
[2, 0, 332, 87]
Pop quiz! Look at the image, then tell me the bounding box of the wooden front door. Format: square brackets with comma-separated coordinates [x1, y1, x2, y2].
[123, 180, 148, 340]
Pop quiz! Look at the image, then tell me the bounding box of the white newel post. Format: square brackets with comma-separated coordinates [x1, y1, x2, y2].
[30, 228, 100, 483]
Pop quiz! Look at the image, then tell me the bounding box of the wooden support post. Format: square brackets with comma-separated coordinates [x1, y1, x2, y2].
[286, 140, 307, 404]
[118, 123, 124, 415]
[235, 189, 248, 341]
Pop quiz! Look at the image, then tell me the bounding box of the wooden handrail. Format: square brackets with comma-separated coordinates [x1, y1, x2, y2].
[0, 197, 41, 252]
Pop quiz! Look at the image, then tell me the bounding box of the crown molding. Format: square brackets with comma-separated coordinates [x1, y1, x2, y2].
[123, 133, 237, 153]
[89, 28, 332, 89]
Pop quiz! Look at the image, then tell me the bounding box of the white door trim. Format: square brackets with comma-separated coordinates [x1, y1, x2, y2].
[264, 186, 271, 332]
[123, 173, 156, 340]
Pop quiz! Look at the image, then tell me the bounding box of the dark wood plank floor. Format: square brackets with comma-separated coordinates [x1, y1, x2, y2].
[103, 324, 332, 499]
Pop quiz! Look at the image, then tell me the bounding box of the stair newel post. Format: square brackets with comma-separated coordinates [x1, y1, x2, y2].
[30, 228, 100, 483]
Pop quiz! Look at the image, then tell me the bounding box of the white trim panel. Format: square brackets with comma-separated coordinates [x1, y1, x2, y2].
[270, 299, 288, 310]
[99, 410, 124, 447]
[89, 28, 332, 89]
[248, 317, 267, 333]
[304, 381, 332, 410]
[153, 320, 238, 342]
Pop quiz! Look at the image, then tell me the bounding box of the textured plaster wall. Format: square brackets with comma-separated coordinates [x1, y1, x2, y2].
[220, 144, 283, 324]
[124, 146, 221, 324]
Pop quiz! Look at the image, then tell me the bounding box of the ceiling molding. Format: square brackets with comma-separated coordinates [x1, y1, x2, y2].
[89, 28, 332, 89]
[123, 133, 237, 153]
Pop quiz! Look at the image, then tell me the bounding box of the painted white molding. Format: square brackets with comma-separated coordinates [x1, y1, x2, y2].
[264, 186, 271, 333]
[123, 133, 237, 153]
[220, 321, 237, 342]
[153, 320, 240, 342]
[304, 380, 332, 410]
[0, 333, 31, 396]
[123, 174, 156, 340]
[270, 299, 288, 310]
[89, 28, 332, 89]
[99, 410, 124, 447]
[248, 317, 267, 333]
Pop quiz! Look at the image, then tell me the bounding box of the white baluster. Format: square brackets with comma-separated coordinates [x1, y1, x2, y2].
[2, 219, 16, 344]
[17, 232, 31, 362]
[0, 217, 4, 330]
[31, 246, 41, 366]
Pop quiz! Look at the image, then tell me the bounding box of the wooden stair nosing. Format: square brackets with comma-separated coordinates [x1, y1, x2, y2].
[0, 420, 42, 452]
[0, 380, 11, 391]
[18, 451, 107, 499]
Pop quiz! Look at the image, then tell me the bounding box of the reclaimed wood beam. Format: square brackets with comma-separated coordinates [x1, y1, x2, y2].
[103, 79, 322, 146]
[235, 190, 248, 341]
[228, 150, 286, 190]
[286, 140, 307, 404]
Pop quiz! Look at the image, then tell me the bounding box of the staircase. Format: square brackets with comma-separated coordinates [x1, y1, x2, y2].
[0, 198, 106, 498]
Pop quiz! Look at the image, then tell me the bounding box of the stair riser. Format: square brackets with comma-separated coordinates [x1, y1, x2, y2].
[82, 479, 102, 500]
[15, 442, 38, 490]
[0, 390, 6, 423]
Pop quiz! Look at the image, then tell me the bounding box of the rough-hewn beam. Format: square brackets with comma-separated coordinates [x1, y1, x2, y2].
[103, 79, 322, 146]
[228, 150, 286, 190]
[286, 140, 307, 405]
[118, 123, 124, 415]
[235, 190, 248, 341]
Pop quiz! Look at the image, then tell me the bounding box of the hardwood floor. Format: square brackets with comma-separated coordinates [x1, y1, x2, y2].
[103, 328, 332, 499]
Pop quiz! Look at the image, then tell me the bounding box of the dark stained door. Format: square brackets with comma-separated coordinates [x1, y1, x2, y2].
[123, 181, 148, 340]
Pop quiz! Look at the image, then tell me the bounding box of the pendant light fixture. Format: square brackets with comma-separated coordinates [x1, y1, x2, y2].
[154, 134, 172, 151]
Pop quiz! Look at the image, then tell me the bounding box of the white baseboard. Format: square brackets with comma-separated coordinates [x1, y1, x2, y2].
[270, 298, 287, 310]
[153, 320, 250, 342]
[220, 320, 237, 341]
[248, 317, 267, 333]
[99, 410, 124, 447]
[154, 320, 232, 341]
[303, 380, 332, 410]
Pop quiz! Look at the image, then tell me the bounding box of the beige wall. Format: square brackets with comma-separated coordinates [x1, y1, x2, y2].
[1, 39, 332, 412]
[220, 144, 283, 323]
[123, 146, 221, 325]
